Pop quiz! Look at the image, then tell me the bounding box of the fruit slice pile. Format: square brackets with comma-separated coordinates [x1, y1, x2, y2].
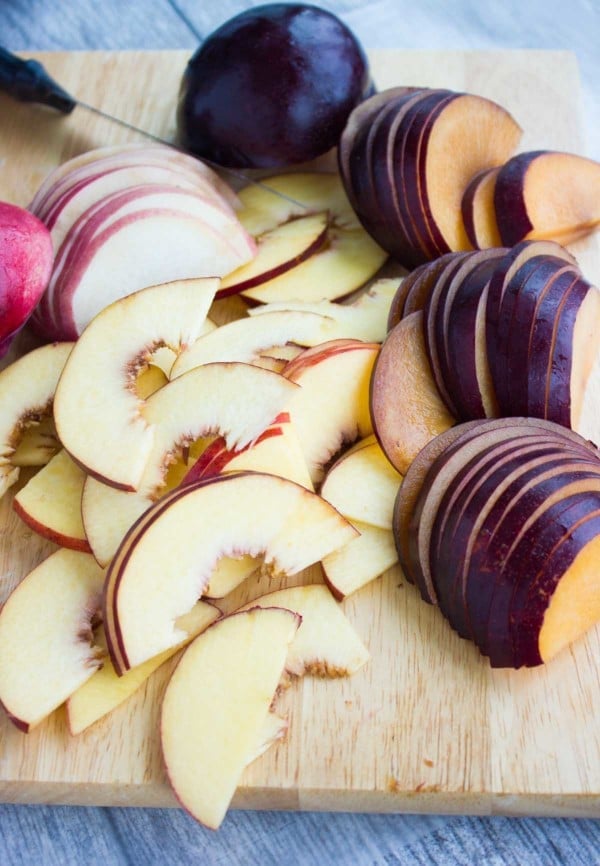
[29, 145, 256, 341]
[371, 241, 600, 473]
[394, 419, 600, 668]
[0, 268, 391, 829]
[340, 87, 600, 267]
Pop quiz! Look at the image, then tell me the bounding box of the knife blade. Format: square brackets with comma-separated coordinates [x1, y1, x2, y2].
[0, 46, 308, 209]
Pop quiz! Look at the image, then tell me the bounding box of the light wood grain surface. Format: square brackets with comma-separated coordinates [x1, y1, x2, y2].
[1, 49, 599, 821]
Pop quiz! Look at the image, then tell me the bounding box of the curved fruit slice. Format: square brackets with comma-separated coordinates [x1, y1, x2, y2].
[320, 438, 402, 530]
[48, 186, 254, 338]
[284, 340, 379, 483]
[239, 584, 369, 676]
[461, 168, 501, 249]
[217, 211, 329, 297]
[322, 521, 398, 600]
[30, 144, 238, 216]
[248, 278, 400, 344]
[0, 549, 104, 732]
[13, 449, 89, 551]
[370, 312, 455, 475]
[0, 341, 73, 499]
[53, 278, 219, 491]
[393, 421, 483, 589]
[234, 173, 387, 303]
[161, 607, 300, 830]
[81, 367, 300, 565]
[417, 93, 521, 252]
[486, 241, 577, 413]
[171, 310, 337, 379]
[494, 150, 600, 246]
[407, 419, 591, 606]
[103, 472, 357, 673]
[66, 601, 220, 735]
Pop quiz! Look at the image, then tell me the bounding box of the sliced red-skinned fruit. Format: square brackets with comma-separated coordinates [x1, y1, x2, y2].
[461, 168, 501, 249]
[0, 341, 74, 500]
[386, 264, 429, 330]
[514, 506, 600, 666]
[370, 311, 455, 475]
[103, 472, 357, 674]
[283, 339, 379, 484]
[425, 249, 505, 420]
[485, 241, 578, 414]
[13, 449, 90, 552]
[495, 254, 580, 417]
[358, 90, 431, 261]
[375, 90, 449, 265]
[393, 421, 483, 589]
[485, 481, 600, 667]
[422, 253, 476, 416]
[393, 90, 458, 260]
[216, 211, 329, 298]
[417, 93, 521, 253]
[233, 173, 387, 304]
[399, 253, 468, 321]
[170, 310, 337, 379]
[339, 86, 417, 213]
[434, 441, 597, 642]
[407, 418, 598, 606]
[30, 144, 239, 217]
[494, 150, 600, 246]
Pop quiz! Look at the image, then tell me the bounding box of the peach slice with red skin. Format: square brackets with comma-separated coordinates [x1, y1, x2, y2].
[0, 549, 105, 732]
[0, 341, 74, 500]
[53, 278, 220, 492]
[103, 472, 357, 674]
[13, 449, 90, 552]
[284, 339, 380, 484]
[234, 173, 387, 304]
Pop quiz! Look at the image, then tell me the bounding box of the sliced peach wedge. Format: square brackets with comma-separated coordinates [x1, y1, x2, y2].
[13, 449, 89, 552]
[234, 173, 388, 304]
[161, 607, 300, 830]
[247, 277, 401, 343]
[67, 601, 221, 736]
[170, 309, 338, 379]
[0, 549, 105, 732]
[81, 365, 300, 567]
[0, 341, 74, 500]
[103, 472, 357, 674]
[217, 211, 330, 298]
[319, 438, 403, 598]
[237, 584, 369, 678]
[284, 339, 380, 484]
[53, 277, 220, 491]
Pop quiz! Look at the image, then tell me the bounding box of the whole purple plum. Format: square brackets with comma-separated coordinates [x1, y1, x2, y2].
[177, 3, 373, 168]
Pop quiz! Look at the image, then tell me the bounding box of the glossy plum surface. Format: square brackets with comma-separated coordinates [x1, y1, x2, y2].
[177, 4, 373, 168]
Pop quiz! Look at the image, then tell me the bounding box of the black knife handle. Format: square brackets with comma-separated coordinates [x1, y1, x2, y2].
[0, 47, 76, 113]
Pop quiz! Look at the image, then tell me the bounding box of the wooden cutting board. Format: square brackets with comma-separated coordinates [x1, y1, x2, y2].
[0, 49, 599, 818]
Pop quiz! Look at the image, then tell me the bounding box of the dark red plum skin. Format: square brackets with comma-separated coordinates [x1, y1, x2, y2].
[177, 4, 373, 168]
[486, 490, 600, 667]
[431, 439, 562, 640]
[512, 506, 600, 667]
[494, 150, 549, 246]
[497, 256, 577, 416]
[437, 253, 503, 421]
[525, 271, 580, 421]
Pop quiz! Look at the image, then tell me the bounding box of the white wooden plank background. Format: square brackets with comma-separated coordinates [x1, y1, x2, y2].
[1, 2, 600, 864]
